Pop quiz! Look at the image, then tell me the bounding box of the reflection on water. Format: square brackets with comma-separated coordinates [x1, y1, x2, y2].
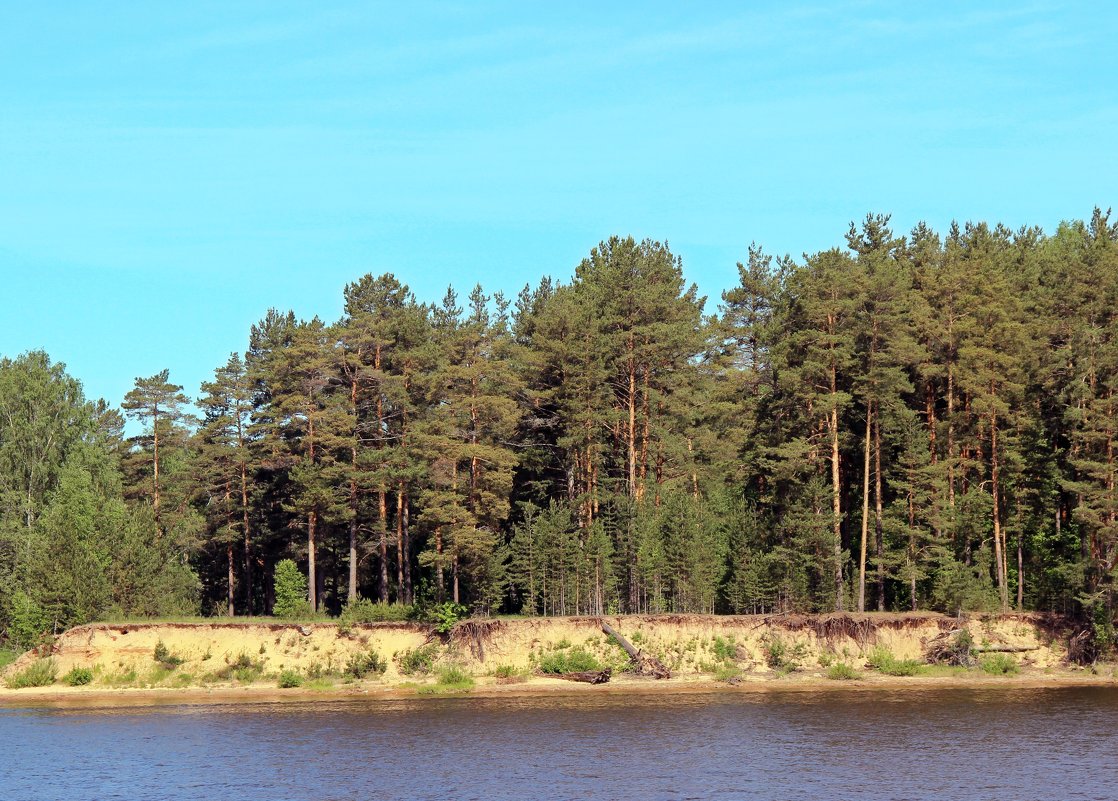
[3, 687, 1117, 800]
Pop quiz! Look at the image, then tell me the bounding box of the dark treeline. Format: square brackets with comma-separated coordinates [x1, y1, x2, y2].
[3, 211, 1118, 646]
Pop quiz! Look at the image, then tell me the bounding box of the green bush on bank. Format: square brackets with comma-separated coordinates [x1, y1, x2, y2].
[153, 640, 184, 669]
[865, 647, 923, 676]
[397, 644, 439, 676]
[537, 646, 601, 674]
[416, 665, 475, 694]
[277, 669, 303, 688]
[337, 598, 414, 634]
[345, 649, 387, 678]
[825, 662, 861, 680]
[6, 658, 56, 689]
[64, 666, 94, 686]
[980, 653, 1019, 675]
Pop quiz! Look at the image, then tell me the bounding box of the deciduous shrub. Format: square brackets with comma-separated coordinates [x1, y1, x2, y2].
[273, 559, 310, 619]
[429, 602, 468, 634]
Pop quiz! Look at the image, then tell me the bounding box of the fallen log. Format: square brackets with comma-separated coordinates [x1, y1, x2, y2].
[556, 668, 612, 684]
[972, 646, 1040, 653]
[600, 619, 671, 679]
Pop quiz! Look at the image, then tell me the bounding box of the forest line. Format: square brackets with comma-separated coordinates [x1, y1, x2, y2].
[2, 209, 1117, 648]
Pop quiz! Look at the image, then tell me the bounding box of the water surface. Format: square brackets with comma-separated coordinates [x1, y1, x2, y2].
[3, 687, 1116, 800]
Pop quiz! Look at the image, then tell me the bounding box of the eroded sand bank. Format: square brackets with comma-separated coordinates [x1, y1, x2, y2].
[3, 612, 1112, 707]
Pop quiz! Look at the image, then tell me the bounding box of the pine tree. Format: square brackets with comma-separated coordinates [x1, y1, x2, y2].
[121, 369, 193, 530]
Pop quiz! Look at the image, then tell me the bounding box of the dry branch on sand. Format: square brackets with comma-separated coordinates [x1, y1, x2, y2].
[600, 619, 671, 679]
[555, 668, 612, 684]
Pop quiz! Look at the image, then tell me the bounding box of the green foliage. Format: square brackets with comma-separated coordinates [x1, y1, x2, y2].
[209, 652, 264, 682]
[277, 669, 303, 688]
[428, 602, 468, 635]
[64, 666, 94, 686]
[713, 665, 741, 682]
[6, 658, 56, 688]
[762, 635, 804, 672]
[153, 640, 184, 668]
[0, 648, 17, 670]
[339, 598, 414, 627]
[493, 664, 527, 681]
[396, 645, 438, 676]
[345, 649, 388, 678]
[9, 214, 1118, 621]
[537, 646, 601, 674]
[4, 590, 49, 651]
[865, 647, 923, 676]
[417, 665, 475, 694]
[436, 665, 471, 685]
[711, 636, 736, 662]
[825, 662, 861, 680]
[273, 559, 310, 619]
[980, 653, 1019, 675]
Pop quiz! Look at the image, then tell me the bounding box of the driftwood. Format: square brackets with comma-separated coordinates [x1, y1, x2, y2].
[924, 629, 976, 666]
[556, 668, 612, 684]
[600, 619, 672, 679]
[973, 646, 1039, 653]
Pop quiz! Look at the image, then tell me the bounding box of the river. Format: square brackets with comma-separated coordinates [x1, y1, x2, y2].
[2, 686, 1116, 800]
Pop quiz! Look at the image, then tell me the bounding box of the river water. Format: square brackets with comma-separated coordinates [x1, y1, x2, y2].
[2, 686, 1116, 800]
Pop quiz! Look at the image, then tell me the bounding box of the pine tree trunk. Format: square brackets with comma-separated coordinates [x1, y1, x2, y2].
[378, 488, 389, 603]
[991, 406, 1008, 612]
[240, 457, 253, 614]
[348, 375, 359, 605]
[859, 401, 872, 612]
[402, 488, 412, 604]
[435, 525, 444, 603]
[875, 414, 885, 611]
[1017, 532, 1024, 609]
[396, 484, 405, 602]
[152, 407, 161, 527]
[908, 468, 917, 611]
[226, 541, 235, 617]
[308, 407, 318, 612]
[308, 508, 318, 613]
[627, 342, 638, 500]
[947, 359, 956, 514]
[830, 362, 845, 611]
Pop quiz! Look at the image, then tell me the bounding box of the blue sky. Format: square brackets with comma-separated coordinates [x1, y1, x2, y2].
[2, 2, 1115, 414]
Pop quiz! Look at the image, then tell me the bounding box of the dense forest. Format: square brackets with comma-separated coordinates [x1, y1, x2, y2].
[3, 211, 1117, 648]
